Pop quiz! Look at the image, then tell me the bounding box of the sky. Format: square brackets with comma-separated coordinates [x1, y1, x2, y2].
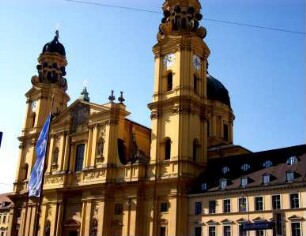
[0, 0, 304, 193]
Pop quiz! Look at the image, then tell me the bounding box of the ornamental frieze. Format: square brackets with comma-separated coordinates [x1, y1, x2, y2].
[44, 175, 64, 184]
[84, 169, 106, 181]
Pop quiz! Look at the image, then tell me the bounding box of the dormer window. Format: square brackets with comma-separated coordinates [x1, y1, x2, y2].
[287, 156, 298, 165]
[263, 160, 273, 168]
[220, 178, 227, 190]
[286, 171, 295, 182]
[201, 183, 207, 191]
[241, 163, 250, 172]
[222, 166, 230, 175]
[262, 173, 270, 185]
[241, 177, 248, 188]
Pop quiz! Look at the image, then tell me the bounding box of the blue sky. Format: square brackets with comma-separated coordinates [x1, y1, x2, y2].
[0, 0, 304, 193]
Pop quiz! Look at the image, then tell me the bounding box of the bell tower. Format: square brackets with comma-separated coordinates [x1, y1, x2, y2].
[146, 1, 210, 236]
[14, 31, 70, 192]
[148, 0, 210, 179]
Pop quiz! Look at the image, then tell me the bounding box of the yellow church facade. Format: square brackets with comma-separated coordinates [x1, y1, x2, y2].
[8, 0, 306, 236]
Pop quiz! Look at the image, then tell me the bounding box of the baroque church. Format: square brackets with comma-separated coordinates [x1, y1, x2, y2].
[8, 0, 306, 236]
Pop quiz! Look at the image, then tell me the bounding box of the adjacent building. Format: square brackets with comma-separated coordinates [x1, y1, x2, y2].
[188, 145, 306, 236]
[8, 0, 305, 236]
[0, 194, 13, 236]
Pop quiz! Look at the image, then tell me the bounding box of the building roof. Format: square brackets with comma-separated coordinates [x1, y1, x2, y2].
[207, 73, 231, 107]
[190, 144, 306, 194]
[42, 30, 66, 56]
[0, 193, 12, 210]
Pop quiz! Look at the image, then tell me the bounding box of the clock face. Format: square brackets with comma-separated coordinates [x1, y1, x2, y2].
[31, 100, 37, 111]
[193, 55, 201, 70]
[163, 53, 175, 68]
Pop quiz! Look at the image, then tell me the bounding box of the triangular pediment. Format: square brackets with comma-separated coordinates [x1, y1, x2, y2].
[252, 217, 266, 222]
[288, 215, 304, 221]
[221, 219, 234, 224]
[206, 220, 218, 225]
[51, 99, 111, 131]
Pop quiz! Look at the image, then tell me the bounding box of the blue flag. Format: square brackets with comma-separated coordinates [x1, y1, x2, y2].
[28, 114, 51, 197]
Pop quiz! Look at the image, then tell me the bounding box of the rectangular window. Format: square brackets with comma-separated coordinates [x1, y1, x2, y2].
[256, 230, 264, 236]
[223, 199, 231, 213]
[239, 197, 247, 212]
[195, 226, 202, 236]
[160, 202, 168, 212]
[208, 226, 215, 236]
[114, 203, 123, 215]
[290, 193, 299, 208]
[291, 222, 301, 236]
[272, 195, 281, 210]
[255, 197, 263, 211]
[223, 225, 231, 236]
[75, 143, 85, 172]
[195, 202, 202, 215]
[160, 226, 166, 236]
[209, 200, 216, 214]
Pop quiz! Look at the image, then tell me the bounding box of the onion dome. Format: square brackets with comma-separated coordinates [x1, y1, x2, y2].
[207, 73, 231, 107]
[31, 30, 68, 91]
[42, 30, 66, 56]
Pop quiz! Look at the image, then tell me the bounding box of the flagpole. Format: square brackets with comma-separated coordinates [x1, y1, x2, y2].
[33, 94, 54, 236]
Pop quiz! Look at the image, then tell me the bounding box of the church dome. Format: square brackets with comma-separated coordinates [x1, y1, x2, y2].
[42, 30, 66, 56]
[207, 73, 231, 107]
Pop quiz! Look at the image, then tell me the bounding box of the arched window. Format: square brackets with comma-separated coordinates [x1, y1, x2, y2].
[22, 163, 28, 181]
[263, 160, 273, 168]
[75, 144, 85, 172]
[287, 156, 298, 165]
[165, 138, 171, 160]
[31, 113, 36, 128]
[221, 166, 230, 175]
[167, 72, 173, 91]
[223, 124, 229, 141]
[193, 75, 198, 94]
[241, 163, 250, 172]
[192, 139, 198, 162]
